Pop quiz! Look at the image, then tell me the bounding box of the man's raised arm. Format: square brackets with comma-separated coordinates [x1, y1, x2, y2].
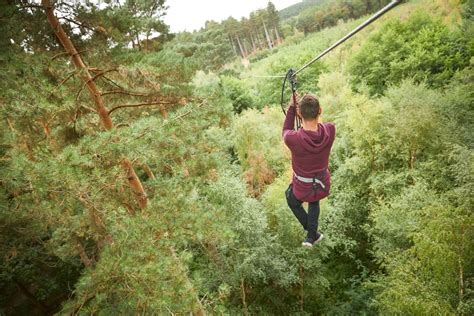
[282, 94, 298, 139]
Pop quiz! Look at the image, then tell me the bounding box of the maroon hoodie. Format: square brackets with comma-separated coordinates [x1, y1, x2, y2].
[282, 105, 336, 202]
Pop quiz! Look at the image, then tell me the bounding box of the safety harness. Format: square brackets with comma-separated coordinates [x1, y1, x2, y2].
[294, 173, 326, 190]
[294, 170, 329, 200]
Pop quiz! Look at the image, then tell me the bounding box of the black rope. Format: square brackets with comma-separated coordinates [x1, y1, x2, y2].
[280, 71, 289, 115]
[281, 68, 302, 130]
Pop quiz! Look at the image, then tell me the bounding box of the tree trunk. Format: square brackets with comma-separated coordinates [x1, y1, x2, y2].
[122, 159, 148, 209]
[240, 278, 249, 316]
[254, 31, 262, 49]
[274, 26, 281, 45]
[135, 32, 142, 51]
[258, 32, 265, 49]
[236, 35, 246, 58]
[42, 0, 149, 209]
[229, 35, 238, 56]
[143, 163, 156, 180]
[43, 0, 112, 129]
[262, 21, 273, 50]
[459, 224, 465, 301]
[41, 120, 56, 147]
[364, 0, 372, 13]
[75, 238, 94, 267]
[250, 32, 256, 52]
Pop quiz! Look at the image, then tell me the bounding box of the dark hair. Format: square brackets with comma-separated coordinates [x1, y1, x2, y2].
[299, 94, 320, 120]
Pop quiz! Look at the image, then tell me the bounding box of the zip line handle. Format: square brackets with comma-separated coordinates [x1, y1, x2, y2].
[280, 68, 298, 113]
[287, 68, 298, 111]
[287, 68, 297, 93]
[286, 68, 302, 130]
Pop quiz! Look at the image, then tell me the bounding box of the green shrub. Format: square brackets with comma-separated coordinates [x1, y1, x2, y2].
[221, 76, 255, 113]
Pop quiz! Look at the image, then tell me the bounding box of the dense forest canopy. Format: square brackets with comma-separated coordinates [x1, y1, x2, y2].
[1, 0, 473, 314]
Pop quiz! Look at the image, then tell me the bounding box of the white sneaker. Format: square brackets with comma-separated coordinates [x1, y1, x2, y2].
[302, 233, 324, 248]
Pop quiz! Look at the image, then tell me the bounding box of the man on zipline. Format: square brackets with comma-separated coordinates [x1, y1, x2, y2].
[283, 94, 336, 248]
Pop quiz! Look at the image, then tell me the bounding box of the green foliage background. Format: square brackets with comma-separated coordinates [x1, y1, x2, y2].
[1, 0, 473, 314]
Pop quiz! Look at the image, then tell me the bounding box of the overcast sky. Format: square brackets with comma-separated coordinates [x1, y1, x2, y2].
[163, 0, 303, 33]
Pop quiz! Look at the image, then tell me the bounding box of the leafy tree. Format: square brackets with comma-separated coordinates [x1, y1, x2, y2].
[350, 12, 471, 95]
[267, 1, 283, 44]
[79, 0, 169, 50]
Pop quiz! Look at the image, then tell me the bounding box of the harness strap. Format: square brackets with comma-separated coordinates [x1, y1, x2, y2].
[293, 171, 329, 200]
[294, 173, 326, 189]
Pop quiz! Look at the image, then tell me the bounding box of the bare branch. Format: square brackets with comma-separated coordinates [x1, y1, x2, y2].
[108, 100, 175, 115]
[90, 69, 118, 82]
[51, 51, 69, 60]
[162, 100, 206, 126]
[131, 99, 205, 141]
[19, 4, 44, 9]
[72, 293, 96, 316]
[75, 84, 87, 102]
[101, 90, 153, 97]
[72, 104, 98, 130]
[51, 49, 86, 61]
[80, 104, 98, 113]
[75, 69, 117, 101]
[50, 70, 77, 94]
[100, 75, 126, 90]
[59, 16, 95, 32]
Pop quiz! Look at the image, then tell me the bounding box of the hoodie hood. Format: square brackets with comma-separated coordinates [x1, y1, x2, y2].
[298, 123, 332, 154]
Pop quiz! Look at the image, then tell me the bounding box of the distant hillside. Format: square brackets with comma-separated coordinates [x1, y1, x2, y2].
[279, 0, 327, 20]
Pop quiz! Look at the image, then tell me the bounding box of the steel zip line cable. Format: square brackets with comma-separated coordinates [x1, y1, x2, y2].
[279, 0, 402, 128]
[293, 0, 401, 76]
[248, 1, 402, 80]
[250, 75, 286, 78]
